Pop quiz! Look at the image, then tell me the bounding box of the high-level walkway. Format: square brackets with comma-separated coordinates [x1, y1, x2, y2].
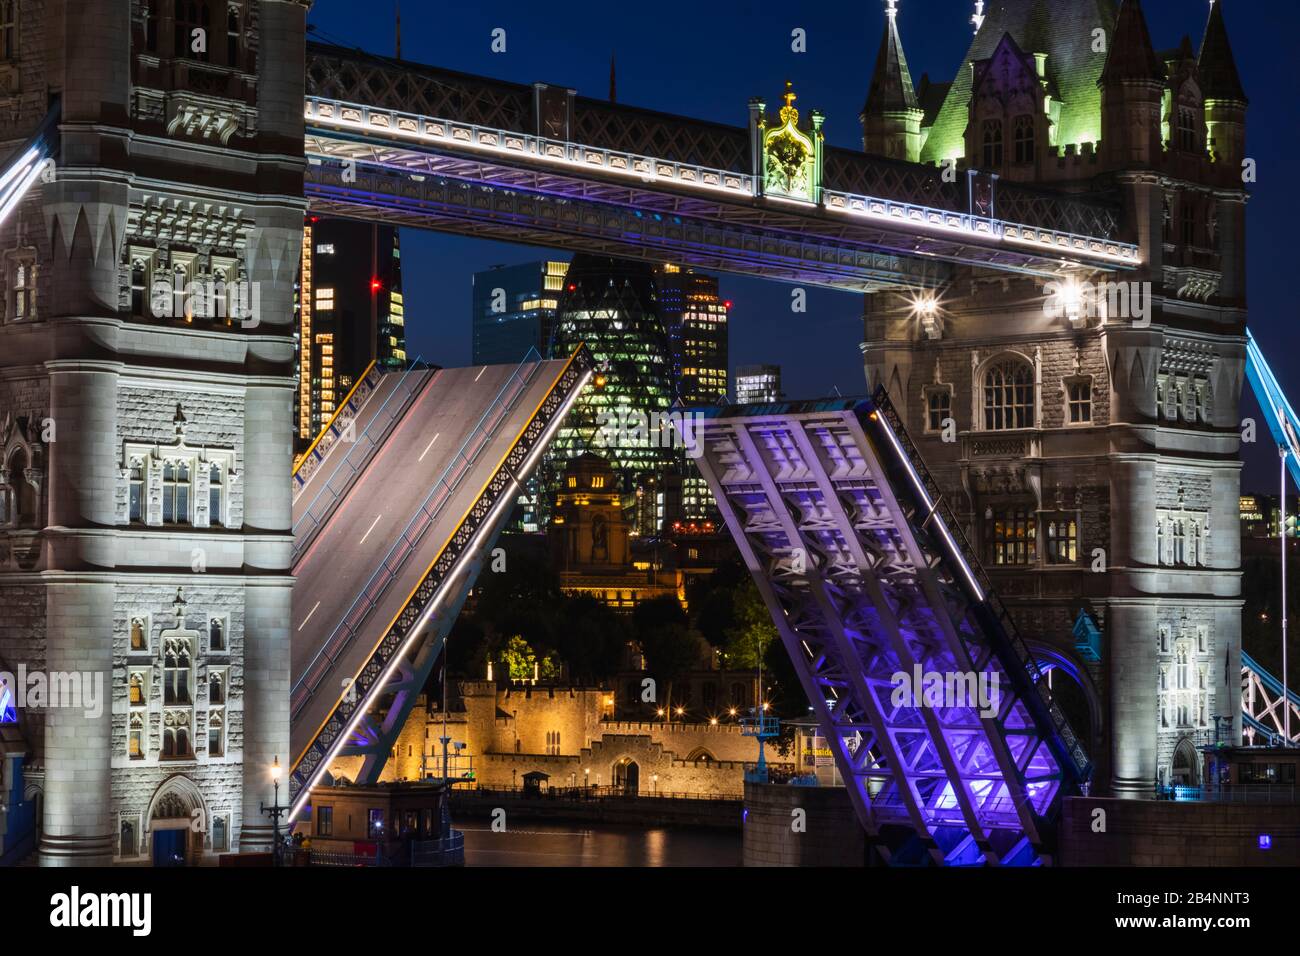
[288, 349, 593, 812]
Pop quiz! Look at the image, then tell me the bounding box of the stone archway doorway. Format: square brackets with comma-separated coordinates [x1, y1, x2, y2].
[613, 757, 639, 795]
[146, 776, 207, 867]
[1172, 738, 1200, 788]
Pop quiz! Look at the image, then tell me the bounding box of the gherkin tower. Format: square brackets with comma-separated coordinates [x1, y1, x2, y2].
[547, 255, 679, 530]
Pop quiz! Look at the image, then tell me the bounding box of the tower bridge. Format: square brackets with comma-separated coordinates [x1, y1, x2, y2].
[0, 0, 1279, 867]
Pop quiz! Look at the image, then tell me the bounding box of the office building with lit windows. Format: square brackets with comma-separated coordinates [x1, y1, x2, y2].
[656, 264, 729, 521]
[548, 255, 678, 535]
[296, 218, 405, 450]
[471, 260, 570, 365]
[735, 364, 782, 404]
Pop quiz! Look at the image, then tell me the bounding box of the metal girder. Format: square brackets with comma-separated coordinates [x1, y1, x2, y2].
[304, 153, 945, 293]
[693, 393, 1089, 865]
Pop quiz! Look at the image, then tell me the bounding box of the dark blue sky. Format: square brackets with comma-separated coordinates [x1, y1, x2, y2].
[306, 0, 1295, 490]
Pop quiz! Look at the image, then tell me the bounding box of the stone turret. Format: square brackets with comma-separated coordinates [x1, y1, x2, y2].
[1099, 0, 1166, 169]
[860, 1, 925, 162]
[1198, 0, 1247, 168]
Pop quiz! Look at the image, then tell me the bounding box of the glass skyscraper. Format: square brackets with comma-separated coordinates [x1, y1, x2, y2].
[471, 260, 569, 365]
[548, 254, 678, 535]
[296, 217, 405, 451]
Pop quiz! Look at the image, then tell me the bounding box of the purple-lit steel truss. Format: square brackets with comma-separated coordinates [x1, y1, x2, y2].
[692, 390, 1090, 865]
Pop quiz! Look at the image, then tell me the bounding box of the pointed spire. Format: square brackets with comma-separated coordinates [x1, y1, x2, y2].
[1100, 0, 1165, 85]
[609, 53, 617, 104]
[395, 0, 402, 59]
[1198, 0, 1246, 102]
[862, 0, 920, 116]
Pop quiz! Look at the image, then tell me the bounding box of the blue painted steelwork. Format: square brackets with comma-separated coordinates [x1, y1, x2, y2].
[1245, 329, 1300, 487]
[1072, 609, 1102, 663]
[1242, 650, 1300, 746]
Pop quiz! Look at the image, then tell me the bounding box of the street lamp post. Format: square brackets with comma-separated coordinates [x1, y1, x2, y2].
[260, 756, 290, 867]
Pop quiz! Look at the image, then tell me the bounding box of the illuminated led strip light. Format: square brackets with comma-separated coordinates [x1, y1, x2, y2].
[867, 407, 985, 602]
[0, 147, 47, 227]
[823, 189, 1139, 267]
[305, 97, 755, 200]
[288, 368, 592, 821]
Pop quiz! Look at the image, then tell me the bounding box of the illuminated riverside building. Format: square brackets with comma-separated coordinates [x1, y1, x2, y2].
[548, 255, 678, 534]
[471, 260, 569, 364]
[295, 218, 405, 450]
[735, 364, 782, 404]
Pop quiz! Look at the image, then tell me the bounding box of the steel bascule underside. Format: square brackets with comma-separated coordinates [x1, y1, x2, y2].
[692, 390, 1090, 865]
[288, 349, 593, 814]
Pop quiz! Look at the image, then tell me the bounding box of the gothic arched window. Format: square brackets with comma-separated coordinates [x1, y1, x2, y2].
[208, 461, 223, 526]
[162, 460, 191, 525]
[7, 449, 33, 525]
[982, 119, 1003, 168]
[226, 7, 241, 67]
[1013, 115, 1035, 164]
[982, 358, 1035, 430]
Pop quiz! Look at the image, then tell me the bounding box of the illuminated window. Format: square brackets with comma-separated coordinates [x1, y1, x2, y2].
[1044, 512, 1078, 564]
[130, 616, 149, 652]
[129, 712, 145, 759]
[591, 475, 605, 489]
[9, 254, 35, 321]
[984, 508, 1036, 566]
[129, 671, 147, 706]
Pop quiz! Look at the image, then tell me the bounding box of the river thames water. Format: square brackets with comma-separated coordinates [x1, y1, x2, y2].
[458, 820, 742, 867]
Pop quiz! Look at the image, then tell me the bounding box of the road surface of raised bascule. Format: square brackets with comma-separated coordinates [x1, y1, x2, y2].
[288, 348, 594, 813]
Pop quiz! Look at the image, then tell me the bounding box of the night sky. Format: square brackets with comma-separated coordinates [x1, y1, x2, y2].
[305, 0, 1296, 491]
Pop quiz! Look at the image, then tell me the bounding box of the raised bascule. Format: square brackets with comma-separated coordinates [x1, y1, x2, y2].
[0, 0, 1287, 867]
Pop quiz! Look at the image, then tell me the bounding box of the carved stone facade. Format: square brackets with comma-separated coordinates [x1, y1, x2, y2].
[861, 0, 1247, 798]
[0, 0, 310, 865]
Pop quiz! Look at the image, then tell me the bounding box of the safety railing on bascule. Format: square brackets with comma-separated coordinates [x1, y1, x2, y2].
[291, 357, 430, 564]
[290, 348, 546, 720]
[865, 386, 1092, 786]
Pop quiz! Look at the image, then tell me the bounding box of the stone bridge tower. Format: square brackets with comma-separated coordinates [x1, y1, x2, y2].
[0, 0, 310, 865]
[861, 0, 1247, 797]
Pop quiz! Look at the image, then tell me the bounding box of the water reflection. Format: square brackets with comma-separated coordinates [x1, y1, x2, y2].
[458, 820, 741, 867]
